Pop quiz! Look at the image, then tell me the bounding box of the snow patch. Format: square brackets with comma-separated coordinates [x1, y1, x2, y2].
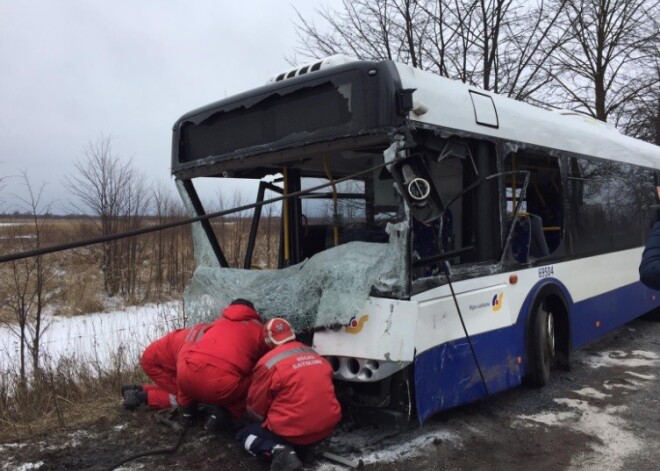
[515, 397, 640, 471]
[625, 371, 656, 380]
[603, 378, 643, 391]
[14, 463, 44, 471]
[630, 350, 659, 359]
[358, 431, 454, 465]
[314, 430, 455, 470]
[0, 302, 183, 377]
[583, 350, 659, 369]
[557, 398, 639, 471]
[2, 460, 44, 471]
[574, 387, 611, 400]
[0, 443, 27, 452]
[515, 411, 577, 427]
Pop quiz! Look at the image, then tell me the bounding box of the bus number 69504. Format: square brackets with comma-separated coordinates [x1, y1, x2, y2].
[538, 266, 554, 278]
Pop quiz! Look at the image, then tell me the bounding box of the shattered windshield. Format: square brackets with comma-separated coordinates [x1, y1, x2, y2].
[183, 221, 408, 331]
[177, 147, 410, 331]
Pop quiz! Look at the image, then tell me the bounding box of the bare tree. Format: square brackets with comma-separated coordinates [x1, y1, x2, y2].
[66, 135, 149, 298]
[228, 189, 252, 267]
[293, 0, 568, 101]
[145, 182, 196, 299]
[118, 168, 150, 301]
[149, 183, 171, 299]
[548, 0, 659, 123]
[620, 90, 660, 144]
[0, 172, 53, 380]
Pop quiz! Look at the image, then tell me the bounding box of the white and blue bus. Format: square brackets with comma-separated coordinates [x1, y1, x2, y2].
[171, 55, 660, 425]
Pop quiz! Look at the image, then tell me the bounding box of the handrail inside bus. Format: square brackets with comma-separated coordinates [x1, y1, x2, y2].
[322, 157, 340, 247]
[412, 246, 475, 268]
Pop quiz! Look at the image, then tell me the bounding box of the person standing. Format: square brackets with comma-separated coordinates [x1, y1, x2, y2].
[640, 222, 660, 289]
[640, 186, 660, 290]
[237, 318, 341, 471]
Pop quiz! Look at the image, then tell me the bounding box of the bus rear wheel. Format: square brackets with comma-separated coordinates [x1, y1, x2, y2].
[527, 301, 556, 387]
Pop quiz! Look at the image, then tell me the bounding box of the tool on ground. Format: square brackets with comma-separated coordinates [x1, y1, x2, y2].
[105, 408, 188, 471]
[321, 451, 364, 469]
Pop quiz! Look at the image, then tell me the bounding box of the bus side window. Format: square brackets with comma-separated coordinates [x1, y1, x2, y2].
[504, 152, 563, 263]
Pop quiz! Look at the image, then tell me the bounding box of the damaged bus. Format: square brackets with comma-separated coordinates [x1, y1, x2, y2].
[171, 55, 660, 425]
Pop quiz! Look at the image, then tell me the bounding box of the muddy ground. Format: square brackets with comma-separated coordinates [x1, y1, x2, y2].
[2, 317, 659, 471]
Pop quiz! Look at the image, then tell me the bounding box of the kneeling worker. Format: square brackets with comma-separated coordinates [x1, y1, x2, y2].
[177, 299, 266, 420]
[237, 318, 342, 471]
[122, 322, 206, 410]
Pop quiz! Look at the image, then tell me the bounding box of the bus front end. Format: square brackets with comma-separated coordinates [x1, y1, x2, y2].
[172, 56, 423, 423]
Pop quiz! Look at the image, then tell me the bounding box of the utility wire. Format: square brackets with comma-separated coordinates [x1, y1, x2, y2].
[106, 419, 189, 471]
[0, 158, 403, 265]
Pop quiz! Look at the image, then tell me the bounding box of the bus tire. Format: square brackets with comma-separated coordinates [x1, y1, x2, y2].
[527, 301, 556, 387]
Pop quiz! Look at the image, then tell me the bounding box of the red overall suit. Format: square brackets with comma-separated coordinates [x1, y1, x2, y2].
[176, 303, 265, 418]
[140, 323, 206, 409]
[246, 340, 342, 445]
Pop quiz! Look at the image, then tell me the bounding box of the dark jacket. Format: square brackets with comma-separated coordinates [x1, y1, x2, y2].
[640, 221, 660, 290]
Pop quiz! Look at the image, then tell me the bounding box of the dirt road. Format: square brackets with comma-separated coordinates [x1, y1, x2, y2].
[2, 317, 659, 471]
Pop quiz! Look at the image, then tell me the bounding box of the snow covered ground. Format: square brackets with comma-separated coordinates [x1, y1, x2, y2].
[0, 302, 184, 376]
[0, 311, 658, 471]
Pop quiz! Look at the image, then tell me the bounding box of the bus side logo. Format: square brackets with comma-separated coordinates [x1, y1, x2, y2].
[345, 315, 369, 334]
[492, 293, 504, 311]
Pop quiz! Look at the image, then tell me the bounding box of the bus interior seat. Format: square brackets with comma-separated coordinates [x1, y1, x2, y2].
[510, 216, 531, 263]
[528, 213, 550, 259]
[301, 225, 329, 259]
[509, 213, 549, 264]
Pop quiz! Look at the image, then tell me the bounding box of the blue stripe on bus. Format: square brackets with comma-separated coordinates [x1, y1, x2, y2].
[414, 280, 660, 424]
[570, 282, 658, 349]
[414, 325, 523, 424]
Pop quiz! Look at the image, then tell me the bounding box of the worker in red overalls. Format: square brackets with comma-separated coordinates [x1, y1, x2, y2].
[237, 318, 342, 471]
[176, 299, 266, 423]
[121, 322, 206, 410]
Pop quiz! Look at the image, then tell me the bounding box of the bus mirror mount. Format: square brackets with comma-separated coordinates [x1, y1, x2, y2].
[389, 153, 444, 223]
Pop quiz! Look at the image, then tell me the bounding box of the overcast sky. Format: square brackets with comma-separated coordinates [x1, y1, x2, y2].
[0, 0, 340, 214]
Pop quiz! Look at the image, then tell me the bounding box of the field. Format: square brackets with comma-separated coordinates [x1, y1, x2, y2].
[0, 213, 279, 442]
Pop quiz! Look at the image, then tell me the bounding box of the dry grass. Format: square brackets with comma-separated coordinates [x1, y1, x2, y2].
[0, 349, 147, 441]
[0, 216, 196, 319]
[0, 213, 282, 438]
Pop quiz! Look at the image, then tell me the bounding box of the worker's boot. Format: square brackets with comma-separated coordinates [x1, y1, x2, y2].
[297, 445, 316, 466]
[271, 444, 303, 471]
[122, 389, 147, 411]
[204, 406, 229, 434]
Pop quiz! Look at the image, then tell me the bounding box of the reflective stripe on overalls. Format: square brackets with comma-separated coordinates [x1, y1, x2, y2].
[265, 347, 317, 369]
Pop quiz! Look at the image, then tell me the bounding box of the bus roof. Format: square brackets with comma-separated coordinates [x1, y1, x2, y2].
[393, 62, 660, 169]
[171, 56, 659, 176]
